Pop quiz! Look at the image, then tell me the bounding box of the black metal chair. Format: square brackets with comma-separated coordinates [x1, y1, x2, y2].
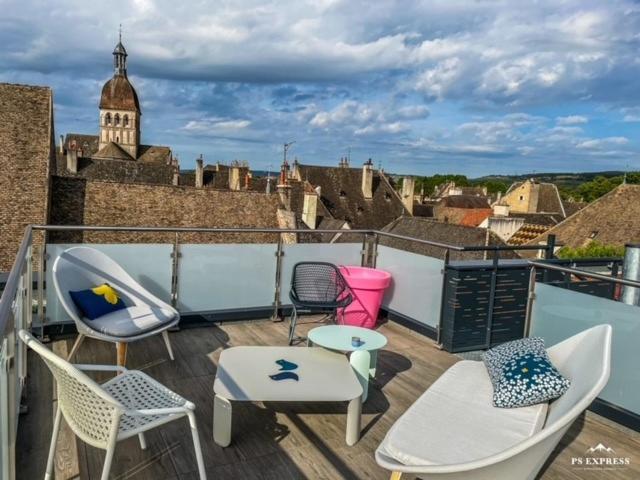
[288, 262, 353, 345]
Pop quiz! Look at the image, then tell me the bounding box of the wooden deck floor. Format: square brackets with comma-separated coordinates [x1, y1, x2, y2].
[16, 318, 640, 479]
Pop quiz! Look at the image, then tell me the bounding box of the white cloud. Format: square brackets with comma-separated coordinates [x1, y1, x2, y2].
[556, 115, 588, 125]
[182, 118, 251, 132]
[576, 136, 629, 149]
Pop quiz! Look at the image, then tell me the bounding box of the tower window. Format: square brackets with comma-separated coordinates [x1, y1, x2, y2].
[105, 113, 112, 125]
[123, 114, 129, 127]
[114, 114, 120, 126]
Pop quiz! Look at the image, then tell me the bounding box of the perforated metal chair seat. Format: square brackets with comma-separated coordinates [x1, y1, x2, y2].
[102, 370, 190, 439]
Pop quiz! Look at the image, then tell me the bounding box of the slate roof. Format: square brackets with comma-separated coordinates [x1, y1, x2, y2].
[296, 164, 407, 229]
[99, 75, 141, 112]
[525, 184, 640, 250]
[64, 134, 100, 157]
[54, 152, 175, 185]
[380, 217, 519, 260]
[137, 145, 172, 164]
[439, 195, 490, 209]
[93, 141, 134, 161]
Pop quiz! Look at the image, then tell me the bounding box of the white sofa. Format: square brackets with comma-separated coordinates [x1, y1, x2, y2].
[376, 324, 612, 480]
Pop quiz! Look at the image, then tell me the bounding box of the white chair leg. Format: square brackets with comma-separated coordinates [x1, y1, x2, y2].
[66, 334, 85, 361]
[138, 432, 147, 450]
[45, 406, 63, 480]
[187, 411, 207, 480]
[162, 330, 175, 361]
[100, 442, 117, 480]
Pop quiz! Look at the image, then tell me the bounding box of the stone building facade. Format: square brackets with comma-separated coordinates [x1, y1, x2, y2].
[0, 83, 55, 271]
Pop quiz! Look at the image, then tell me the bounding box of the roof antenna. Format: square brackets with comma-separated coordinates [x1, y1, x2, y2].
[119, 23, 122, 42]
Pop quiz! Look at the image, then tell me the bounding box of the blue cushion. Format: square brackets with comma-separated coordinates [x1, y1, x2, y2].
[483, 337, 570, 408]
[69, 284, 126, 320]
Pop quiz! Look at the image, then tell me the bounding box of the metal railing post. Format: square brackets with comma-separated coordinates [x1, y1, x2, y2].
[272, 234, 284, 321]
[621, 244, 640, 305]
[361, 233, 370, 267]
[524, 265, 537, 337]
[545, 234, 556, 259]
[37, 245, 45, 340]
[371, 233, 379, 268]
[436, 249, 450, 347]
[170, 233, 181, 312]
[484, 249, 500, 349]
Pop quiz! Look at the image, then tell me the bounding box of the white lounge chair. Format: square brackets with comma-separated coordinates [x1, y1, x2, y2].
[19, 329, 206, 480]
[376, 324, 612, 480]
[52, 246, 179, 366]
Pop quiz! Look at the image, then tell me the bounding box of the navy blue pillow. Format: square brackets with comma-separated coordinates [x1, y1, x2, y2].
[69, 284, 126, 320]
[483, 337, 570, 408]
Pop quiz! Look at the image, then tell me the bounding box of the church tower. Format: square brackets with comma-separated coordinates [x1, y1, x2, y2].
[98, 32, 141, 159]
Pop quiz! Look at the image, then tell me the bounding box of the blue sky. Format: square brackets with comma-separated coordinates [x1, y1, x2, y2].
[1, 0, 640, 176]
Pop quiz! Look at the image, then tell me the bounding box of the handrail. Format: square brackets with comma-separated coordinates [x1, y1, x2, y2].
[31, 224, 555, 253]
[529, 260, 640, 288]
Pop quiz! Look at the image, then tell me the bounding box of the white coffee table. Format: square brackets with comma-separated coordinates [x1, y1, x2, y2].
[213, 346, 363, 447]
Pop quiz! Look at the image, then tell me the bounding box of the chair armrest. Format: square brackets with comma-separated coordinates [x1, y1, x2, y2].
[74, 364, 128, 373]
[127, 406, 192, 416]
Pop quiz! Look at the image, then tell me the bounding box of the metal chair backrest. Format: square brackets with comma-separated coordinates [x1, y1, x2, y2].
[18, 330, 124, 449]
[290, 262, 350, 304]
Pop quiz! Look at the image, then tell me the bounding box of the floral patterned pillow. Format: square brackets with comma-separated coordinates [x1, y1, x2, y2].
[483, 337, 570, 408]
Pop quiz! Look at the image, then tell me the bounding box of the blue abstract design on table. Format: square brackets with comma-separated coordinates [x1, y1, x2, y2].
[275, 359, 298, 371]
[269, 371, 299, 382]
[483, 337, 570, 408]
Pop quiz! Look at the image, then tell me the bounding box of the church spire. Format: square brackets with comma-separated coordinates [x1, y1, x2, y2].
[113, 25, 128, 77]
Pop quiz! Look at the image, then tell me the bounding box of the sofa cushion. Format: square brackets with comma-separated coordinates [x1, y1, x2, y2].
[484, 337, 570, 408]
[88, 305, 176, 338]
[382, 360, 548, 466]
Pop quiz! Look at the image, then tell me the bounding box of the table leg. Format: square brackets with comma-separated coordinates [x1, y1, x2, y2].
[369, 349, 378, 378]
[346, 395, 362, 446]
[350, 350, 371, 402]
[213, 394, 232, 447]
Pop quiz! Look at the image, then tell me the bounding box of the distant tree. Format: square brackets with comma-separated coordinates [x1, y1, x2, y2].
[557, 241, 625, 259]
[575, 176, 622, 202]
[478, 180, 508, 194]
[413, 174, 470, 196]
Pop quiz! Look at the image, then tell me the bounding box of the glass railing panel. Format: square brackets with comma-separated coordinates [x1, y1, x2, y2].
[279, 243, 363, 303]
[177, 244, 277, 313]
[376, 245, 444, 328]
[45, 244, 173, 324]
[531, 282, 640, 415]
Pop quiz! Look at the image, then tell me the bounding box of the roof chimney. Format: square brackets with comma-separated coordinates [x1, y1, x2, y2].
[245, 171, 252, 190]
[195, 155, 204, 188]
[229, 163, 241, 191]
[172, 171, 179, 186]
[401, 177, 415, 215]
[291, 158, 301, 180]
[59, 134, 64, 154]
[66, 148, 78, 174]
[362, 159, 374, 199]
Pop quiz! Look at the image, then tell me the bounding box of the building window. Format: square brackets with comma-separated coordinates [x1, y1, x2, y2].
[339, 190, 347, 198]
[114, 114, 120, 126]
[105, 113, 112, 125]
[123, 114, 129, 127]
[519, 195, 524, 201]
[384, 192, 392, 201]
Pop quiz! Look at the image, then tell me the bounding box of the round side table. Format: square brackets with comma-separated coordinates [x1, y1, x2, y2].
[307, 325, 387, 402]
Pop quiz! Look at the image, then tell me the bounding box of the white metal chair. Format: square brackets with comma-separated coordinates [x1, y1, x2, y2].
[376, 324, 612, 480]
[52, 246, 179, 366]
[19, 330, 206, 480]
